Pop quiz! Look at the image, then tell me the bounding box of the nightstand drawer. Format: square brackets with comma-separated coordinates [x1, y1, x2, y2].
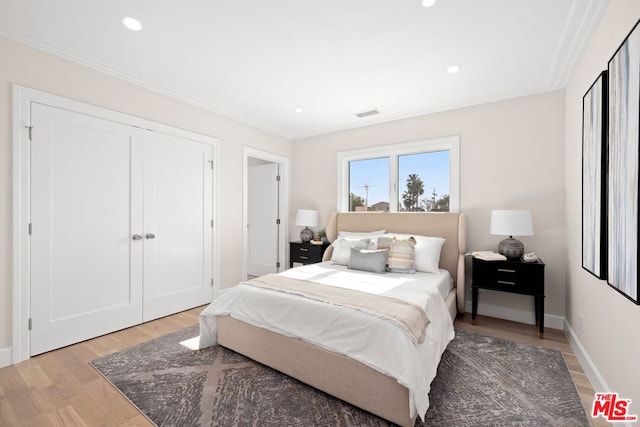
[472, 258, 544, 295]
[291, 245, 321, 262]
[495, 266, 519, 288]
[289, 241, 329, 267]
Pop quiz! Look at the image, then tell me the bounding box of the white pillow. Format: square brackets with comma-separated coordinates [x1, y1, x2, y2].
[331, 237, 371, 265]
[384, 233, 445, 274]
[337, 229, 386, 238]
[337, 230, 385, 250]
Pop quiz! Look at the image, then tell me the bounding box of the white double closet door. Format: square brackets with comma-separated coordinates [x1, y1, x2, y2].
[30, 103, 213, 355]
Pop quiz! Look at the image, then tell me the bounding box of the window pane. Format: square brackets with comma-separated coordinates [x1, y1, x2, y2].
[398, 151, 449, 212]
[348, 157, 389, 211]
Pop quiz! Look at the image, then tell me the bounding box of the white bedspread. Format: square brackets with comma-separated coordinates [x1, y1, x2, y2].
[199, 262, 455, 421]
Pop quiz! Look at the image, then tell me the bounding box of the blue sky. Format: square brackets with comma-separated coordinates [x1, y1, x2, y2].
[349, 151, 449, 207]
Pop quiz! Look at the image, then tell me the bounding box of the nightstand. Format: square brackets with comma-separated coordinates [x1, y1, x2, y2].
[471, 257, 546, 338]
[289, 241, 330, 268]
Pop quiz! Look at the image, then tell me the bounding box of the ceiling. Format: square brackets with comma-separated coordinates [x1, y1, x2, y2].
[0, 0, 608, 139]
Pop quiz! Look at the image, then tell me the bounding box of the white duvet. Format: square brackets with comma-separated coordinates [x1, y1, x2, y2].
[199, 262, 455, 421]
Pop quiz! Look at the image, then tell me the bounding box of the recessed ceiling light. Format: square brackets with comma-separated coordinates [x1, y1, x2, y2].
[122, 16, 142, 32]
[422, 0, 436, 7]
[294, 107, 304, 113]
[446, 65, 460, 74]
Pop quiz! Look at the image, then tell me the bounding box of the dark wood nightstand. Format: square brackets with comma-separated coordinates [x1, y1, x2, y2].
[289, 241, 330, 268]
[471, 257, 546, 338]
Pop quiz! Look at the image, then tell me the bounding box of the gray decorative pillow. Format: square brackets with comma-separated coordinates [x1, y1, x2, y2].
[348, 248, 389, 274]
[376, 236, 393, 250]
[331, 238, 371, 265]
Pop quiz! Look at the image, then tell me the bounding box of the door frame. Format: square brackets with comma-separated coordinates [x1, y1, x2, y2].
[12, 85, 220, 364]
[242, 146, 289, 281]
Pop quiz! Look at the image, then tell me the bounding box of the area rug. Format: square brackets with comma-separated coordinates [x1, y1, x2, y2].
[91, 326, 590, 426]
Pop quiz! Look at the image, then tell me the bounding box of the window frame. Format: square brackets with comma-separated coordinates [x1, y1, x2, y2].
[337, 135, 460, 213]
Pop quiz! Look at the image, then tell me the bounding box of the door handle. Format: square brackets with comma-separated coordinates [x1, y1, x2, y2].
[132, 234, 143, 240]
[145, 233, 156, 239]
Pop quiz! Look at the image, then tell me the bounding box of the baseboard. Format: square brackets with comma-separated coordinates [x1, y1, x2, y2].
[542, 313, 564, 330]
[564, 320, 609, 392]
[0, 346, 12, 368]
[463, 300, 564, 330]
[562, 321, 637, 427]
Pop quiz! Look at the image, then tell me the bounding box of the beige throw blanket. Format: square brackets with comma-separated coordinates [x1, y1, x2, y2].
[246, 274, 430, 344]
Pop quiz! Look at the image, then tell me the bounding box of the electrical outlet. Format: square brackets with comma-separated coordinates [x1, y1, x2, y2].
[578, 314, 584, 334]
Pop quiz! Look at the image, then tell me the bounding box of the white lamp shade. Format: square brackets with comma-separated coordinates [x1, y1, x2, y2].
[296, 209, 318, 227]
[489, 210, 534, 237]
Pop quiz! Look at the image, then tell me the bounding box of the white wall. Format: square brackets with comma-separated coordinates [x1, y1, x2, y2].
[291, 90, 566, 325]
[0, 36, 291, 355]
[565, 0, 640, 406]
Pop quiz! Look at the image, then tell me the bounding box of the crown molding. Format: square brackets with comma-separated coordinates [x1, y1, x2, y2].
[0, 28, 293, 140]
[547, 0, 609, 87]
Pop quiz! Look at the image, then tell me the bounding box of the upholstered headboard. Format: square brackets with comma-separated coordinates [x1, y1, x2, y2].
[322, 211, 466, 314]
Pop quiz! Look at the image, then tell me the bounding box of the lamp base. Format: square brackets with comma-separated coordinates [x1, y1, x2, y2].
[498, 237, 524, 259]
[300, 227, 314, 243]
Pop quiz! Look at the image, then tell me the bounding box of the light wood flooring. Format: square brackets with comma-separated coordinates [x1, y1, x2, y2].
[0, 309, 607, 426]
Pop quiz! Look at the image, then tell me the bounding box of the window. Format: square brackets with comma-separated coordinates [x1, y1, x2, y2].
[398, 151, 449, 211]
[348, 157, 389, 211]
[337, 136, 459, 212]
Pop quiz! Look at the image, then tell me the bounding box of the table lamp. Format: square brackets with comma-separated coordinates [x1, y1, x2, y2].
[296, 209, 318, 242]
[489, 210, 534, 259]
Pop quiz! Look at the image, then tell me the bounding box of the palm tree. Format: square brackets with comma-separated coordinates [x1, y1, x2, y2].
[401, 174, 424, 211]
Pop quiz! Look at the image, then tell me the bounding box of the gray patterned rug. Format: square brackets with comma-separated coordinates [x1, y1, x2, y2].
[91, 326, 590, 426]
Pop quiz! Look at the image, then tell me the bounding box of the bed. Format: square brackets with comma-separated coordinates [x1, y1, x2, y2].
[199, 211, 466, 426]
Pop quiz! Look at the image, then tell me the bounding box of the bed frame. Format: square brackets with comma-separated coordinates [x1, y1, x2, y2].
[218, 212, 466, 427]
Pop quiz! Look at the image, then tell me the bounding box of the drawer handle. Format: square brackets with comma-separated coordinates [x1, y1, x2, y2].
[300, 248, 309, 252]
[300, 256, 308, 260]
[497, 268, 516, 273]
[497, 280, 516, 285]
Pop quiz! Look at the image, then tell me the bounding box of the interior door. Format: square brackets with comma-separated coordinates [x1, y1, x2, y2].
[142, 132, 213, 321]
[30, 103, 144, 356]
[247, 161, 279, 276]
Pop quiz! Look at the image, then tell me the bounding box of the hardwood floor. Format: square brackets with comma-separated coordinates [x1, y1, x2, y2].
[0, 309, 607, 426]
[0, 307, 202, 427]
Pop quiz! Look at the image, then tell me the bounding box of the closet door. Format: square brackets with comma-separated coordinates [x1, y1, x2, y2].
[30, 103, 143, 355]
[142, 133, 213, 320]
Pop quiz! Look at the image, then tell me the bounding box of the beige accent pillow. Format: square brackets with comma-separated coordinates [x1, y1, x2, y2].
[387, 237, 416, 273]
[385, 233, 445, 274]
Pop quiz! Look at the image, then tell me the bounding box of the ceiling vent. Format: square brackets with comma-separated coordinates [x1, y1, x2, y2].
[355, 109, 380, 118]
